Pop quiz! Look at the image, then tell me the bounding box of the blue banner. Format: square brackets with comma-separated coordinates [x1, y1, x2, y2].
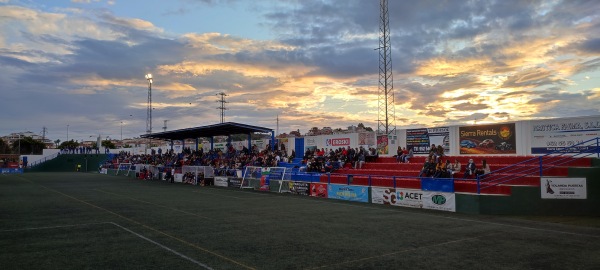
[327, 184, 369, 203]
[1, 168, 23, 174]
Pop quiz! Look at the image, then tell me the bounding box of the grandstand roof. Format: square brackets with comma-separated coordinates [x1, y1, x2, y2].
[139, 122, 273, 141]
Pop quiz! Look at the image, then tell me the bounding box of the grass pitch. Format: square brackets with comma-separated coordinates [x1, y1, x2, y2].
[1, 172, 599, 269]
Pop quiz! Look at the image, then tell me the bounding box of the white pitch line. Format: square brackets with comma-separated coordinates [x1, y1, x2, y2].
[109, 222, 213, 270]
[0, 221, 214, 270]
[0, 222, 112, 232]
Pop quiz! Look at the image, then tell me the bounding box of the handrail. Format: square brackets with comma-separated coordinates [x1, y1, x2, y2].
[478, 137, 600, 193]
[28, 152, 60, 168]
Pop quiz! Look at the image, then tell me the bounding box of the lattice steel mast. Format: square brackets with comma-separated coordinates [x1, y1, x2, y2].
[145, 74, 153, 151]
[216, 92, 228, 123]
[377, 0, 396, 135]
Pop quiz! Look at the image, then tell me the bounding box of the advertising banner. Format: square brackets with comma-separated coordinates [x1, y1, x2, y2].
[377, 135, 389, 155]
[214, 176, 228, 187]
[288, 181, 310, 196]
[328, 184, 369, 203]
[305, 137, 318, 152]
[228, 178, 242, 188]
[100, 168, 108, 174]
[0, 168, 23, 174]
[310, 183, 328, 198]
[531, 116, 600, 154]
[358, 132, 376, 146]
[541, 178, 587, 199]
[325, 137, 351, 147]
[371, 187, 424, 208]
[422, 191, 456, 212]
[459, 123, 516, 154]
[406, 127, 449, 154]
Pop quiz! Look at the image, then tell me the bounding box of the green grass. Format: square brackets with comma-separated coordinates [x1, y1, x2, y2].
[1, 172, 599, 269]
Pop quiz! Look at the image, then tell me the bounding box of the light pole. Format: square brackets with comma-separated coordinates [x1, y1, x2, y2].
[120, 121, 123, 141]
[145, 73, 153, 153]
[67, 124, 69, 142]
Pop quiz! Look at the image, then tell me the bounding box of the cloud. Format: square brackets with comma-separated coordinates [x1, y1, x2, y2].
[1, 1, 600, 138]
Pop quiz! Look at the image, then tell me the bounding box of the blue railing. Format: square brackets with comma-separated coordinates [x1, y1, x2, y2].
[477, 137, 600, 193]
[27, 152, 60, 168]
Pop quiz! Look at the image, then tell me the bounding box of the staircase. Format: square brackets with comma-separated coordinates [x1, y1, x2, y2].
[26, 154, 110, 172]
[313, 137, 600, 195]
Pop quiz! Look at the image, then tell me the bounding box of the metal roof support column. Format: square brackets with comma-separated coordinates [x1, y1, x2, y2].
[182, 139, 185, 153]
[170, 140, 173, 151]
[271, 131, 275, 151]
[210, 137, 214, 151]
[247, 133, 252, 153]
[195, 138, 199, 151]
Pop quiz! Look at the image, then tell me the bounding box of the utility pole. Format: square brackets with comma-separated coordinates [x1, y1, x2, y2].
[216, 92, 228, 123]
[163, 120, 168, 132]
[145, 74, 153, 153]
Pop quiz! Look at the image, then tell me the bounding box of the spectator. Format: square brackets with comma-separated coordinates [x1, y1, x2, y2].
[463, 159, 476, 178]
[418, 156, 435, 177]
[355, 150, 366, 169]
[447, 159, 461, 177]
[403, 147, 413, 163]
[476, 159, 491, 176]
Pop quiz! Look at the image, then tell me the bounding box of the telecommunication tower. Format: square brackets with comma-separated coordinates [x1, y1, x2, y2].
[377, 0, 396, 135]
[216, 92, 228, 123]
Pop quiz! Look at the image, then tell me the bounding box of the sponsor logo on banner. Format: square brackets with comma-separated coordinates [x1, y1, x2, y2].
[371, 187, 423, 208]
[422, 191, 456, 212]
[406, 127, 450, 154]
[214, 176, 228, 187]
[1, 168, 24, 174]
[325, 138, 350, 146]
[228, 178, 242, 188]
[289, 181, 310, 196]
[310, 183, 328, 198]
[541, 177, 587, 199]
[328, 184, 369, 203]
[100, 168, 108, 174]
[459, 123, 517, 155]
[531, 116, 600, 154]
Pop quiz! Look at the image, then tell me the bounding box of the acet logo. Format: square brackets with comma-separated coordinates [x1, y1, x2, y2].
[431, 195, 446, 205]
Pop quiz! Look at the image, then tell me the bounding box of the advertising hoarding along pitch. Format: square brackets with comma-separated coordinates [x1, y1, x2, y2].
[328, 184, 369, 203]
[310, 183, 328, 198]
[421, 191, 456, 212]
[541, 178, 587, 199]
[371, 187, 424, 208]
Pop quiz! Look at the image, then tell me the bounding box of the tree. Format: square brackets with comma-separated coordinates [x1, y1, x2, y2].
[12, 136, 46, 155]
[102, 140, 116, 149]
[0, 138, 10, 154]
[59, 140, 80, 149]
[54, 139, 61, 148]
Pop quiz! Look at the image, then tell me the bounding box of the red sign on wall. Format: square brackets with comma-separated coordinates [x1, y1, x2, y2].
[326, 138, 350, 146]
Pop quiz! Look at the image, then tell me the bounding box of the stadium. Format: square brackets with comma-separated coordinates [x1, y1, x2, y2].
[2, 1, 600, 269]
[2, 115, 600, 269]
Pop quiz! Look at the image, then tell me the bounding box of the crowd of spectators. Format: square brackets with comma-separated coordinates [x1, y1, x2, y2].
[107, 143, 290, 177]
[300, 146, 378, 173]
[61, 146, 100, 154]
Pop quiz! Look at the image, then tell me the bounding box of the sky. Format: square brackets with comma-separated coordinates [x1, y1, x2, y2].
[0, 0, 599, 143]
